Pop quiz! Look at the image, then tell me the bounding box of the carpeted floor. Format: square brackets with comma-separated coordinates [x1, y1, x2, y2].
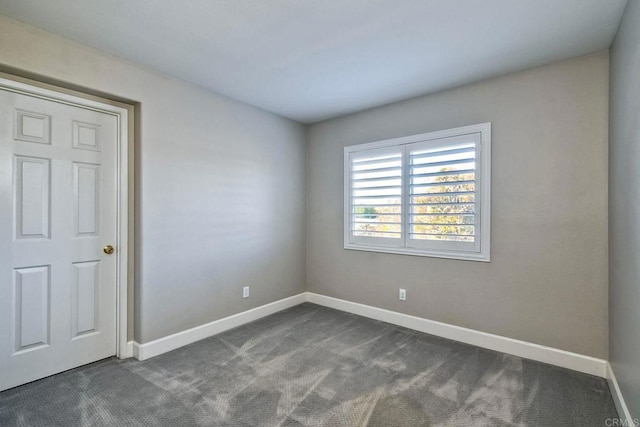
[0, 303, 619, 426]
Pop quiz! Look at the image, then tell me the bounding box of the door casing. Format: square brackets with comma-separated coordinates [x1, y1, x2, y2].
[0, 73, 132, 359]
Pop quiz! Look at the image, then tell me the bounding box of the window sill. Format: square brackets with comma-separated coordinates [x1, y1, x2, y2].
[344, 243, 490, 262]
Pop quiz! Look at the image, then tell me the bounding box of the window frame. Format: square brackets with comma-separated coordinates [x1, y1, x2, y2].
[343, 122, 491, 262]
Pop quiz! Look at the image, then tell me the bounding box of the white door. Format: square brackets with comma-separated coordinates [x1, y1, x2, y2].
[0, 85, 118, 391]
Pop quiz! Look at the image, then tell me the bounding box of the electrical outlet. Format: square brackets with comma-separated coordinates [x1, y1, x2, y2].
[399, 288, 407, 301]
[243, 286, 250, 299]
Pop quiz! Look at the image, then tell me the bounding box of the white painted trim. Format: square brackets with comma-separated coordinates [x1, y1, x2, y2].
[342, 243, 491, 262]
[115, 107, 130, 360]
[132, 293, 307, 360]
[0, 75, 131, 361]
[343, 122, 491, 262]
[306, 292, 607, 377]
[123, 341, 134, 359]
[607, 363, 637, 425]
[131, 291, 609, 380]
[131, 341, 143, 360]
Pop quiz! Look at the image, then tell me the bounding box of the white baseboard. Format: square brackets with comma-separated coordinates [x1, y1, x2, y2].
[132, 341, 143, 360]
[306, 292, 608, 378]
[129, 291, 607, 379]
[607, 363, 636, 424]
[132, 293, 307, 361]
[119, 340, 134, 359]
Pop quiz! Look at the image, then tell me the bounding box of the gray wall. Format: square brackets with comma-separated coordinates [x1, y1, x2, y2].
[0, 16, 307, 343]
[609, 0, 640, 418]
[0, 14, 616, 364]
[307, 52, 609, 358]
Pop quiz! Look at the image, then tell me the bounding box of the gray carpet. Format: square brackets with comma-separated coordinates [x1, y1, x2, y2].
[0, 303, 619, 426]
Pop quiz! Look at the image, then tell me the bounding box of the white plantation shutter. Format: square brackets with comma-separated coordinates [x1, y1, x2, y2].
[344, 123, 490, 261]
[348, 146, 403, 246]
[407, 133, 481, 253]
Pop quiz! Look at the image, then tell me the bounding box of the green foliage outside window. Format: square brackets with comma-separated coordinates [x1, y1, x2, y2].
[354, 206, 378, 219]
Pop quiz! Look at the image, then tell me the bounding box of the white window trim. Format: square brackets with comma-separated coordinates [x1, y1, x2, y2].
[344, 123, 491, 262]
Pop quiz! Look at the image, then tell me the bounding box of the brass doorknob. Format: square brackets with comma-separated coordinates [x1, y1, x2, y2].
[103, 245, 115, 255]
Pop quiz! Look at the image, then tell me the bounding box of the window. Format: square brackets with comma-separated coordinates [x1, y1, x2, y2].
[344, 123, 491, 261]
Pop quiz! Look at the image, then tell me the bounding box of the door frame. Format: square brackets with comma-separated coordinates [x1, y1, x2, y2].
[0, 74, 132, 359]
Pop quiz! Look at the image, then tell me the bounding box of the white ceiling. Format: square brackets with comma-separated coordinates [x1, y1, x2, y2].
[0, 0, 628, 123]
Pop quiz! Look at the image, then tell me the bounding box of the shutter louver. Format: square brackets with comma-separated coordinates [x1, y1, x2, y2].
[344, 124, 489, 261]
[350, 149, 402, 240]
